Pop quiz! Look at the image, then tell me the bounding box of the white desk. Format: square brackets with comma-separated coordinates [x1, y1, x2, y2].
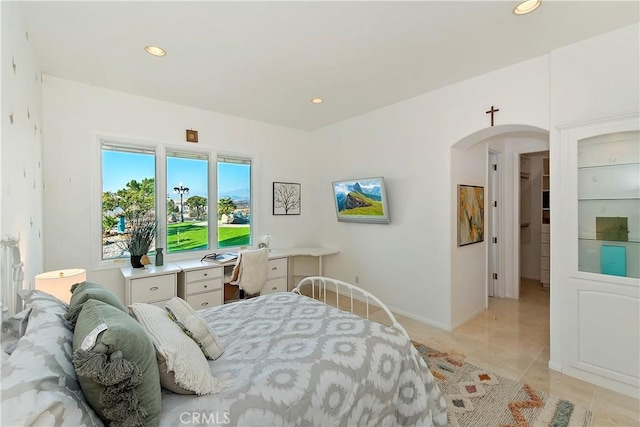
[173, 259, 225, 309]
[267, 247, 339, 277]
[189, 246, 339, 291]
[120, 247, 339, 308]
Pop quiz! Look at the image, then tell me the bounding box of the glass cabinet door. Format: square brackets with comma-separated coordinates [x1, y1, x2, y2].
[577, 130, 640, 278]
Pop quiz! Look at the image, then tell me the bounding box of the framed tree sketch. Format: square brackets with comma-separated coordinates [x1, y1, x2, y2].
[458, 184, 484, 246]
[273, 182, 301, 215]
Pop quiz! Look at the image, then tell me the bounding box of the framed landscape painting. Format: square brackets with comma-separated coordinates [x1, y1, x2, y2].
[332, 177, 390, 224]
[458, 184, 484, 246]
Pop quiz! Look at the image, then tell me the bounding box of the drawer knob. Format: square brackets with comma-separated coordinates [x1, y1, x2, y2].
[271, 287, 277, 291]
[204, 273, 208, 276]
[204, 285, 208, 288]
[150, 286, 159, 291]
[272, 267, 277, 270]
[201, 302, 209, 306]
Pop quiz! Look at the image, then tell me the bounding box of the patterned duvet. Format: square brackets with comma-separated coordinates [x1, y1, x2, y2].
[160, 292, 447, 426]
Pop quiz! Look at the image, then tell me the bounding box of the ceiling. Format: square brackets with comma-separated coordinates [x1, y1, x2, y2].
[20, 1, 639, 131]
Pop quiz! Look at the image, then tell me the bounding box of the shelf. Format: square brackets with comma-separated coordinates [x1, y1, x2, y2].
[579, 237, 640, 244]
[578, 161, 639, 170]
[579, 197, 640, 201]
[578, 163, 639, 199]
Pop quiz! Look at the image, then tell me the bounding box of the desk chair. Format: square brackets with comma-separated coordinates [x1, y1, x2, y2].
[228, 248, 268, 299]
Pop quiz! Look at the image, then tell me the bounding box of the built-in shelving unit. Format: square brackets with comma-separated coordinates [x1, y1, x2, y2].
[539, 155, 550, 286]
[542, 157, 550, 225]
[557, 113, 639, 399]
[577, 131, 639, 278]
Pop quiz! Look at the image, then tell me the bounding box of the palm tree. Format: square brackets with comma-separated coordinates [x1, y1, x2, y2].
[218, 197, 236, 219]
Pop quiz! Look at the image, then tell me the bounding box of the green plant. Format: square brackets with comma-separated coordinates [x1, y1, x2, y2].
[118, 215, 157, 256]
[218, 197, 236, 219]
[102, 215, 119, 236]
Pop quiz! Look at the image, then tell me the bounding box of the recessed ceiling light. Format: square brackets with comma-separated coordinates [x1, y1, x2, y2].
[513, 0, 541, 15]
[145, 46, 166, 57]
[311, 98, 324, 104]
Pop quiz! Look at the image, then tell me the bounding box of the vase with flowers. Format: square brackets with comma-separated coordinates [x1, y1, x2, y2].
[118, 215, 157, 268]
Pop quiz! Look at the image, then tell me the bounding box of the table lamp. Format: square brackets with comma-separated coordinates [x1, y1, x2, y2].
[35, 269, 87, 303]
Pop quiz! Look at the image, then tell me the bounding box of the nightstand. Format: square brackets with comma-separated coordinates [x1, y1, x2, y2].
[120, 263, 181, 306]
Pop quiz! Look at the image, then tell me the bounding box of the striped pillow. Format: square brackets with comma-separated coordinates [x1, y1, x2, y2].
[165, 297, 224, 360]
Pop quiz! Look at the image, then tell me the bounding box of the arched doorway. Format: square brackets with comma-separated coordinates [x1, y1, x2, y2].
[450, 124, 549, 328]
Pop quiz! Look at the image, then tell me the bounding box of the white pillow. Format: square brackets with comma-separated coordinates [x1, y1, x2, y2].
[165, 297, 224, 360]
[129, 303, 231, 395]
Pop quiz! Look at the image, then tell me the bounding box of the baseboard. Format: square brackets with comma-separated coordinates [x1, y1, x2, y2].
[548, 360, 562, 372]
[450, 306, 487, 330]
[386, 304, 453, 332]
[562, 365, 640, 399]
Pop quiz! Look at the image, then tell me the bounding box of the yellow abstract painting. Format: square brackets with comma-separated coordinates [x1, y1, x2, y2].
[458, 185, 484, 246]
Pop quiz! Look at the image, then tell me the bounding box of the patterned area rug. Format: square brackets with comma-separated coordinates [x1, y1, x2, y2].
[413, 342, 593, 427]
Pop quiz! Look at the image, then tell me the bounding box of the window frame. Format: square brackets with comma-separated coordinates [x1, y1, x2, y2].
[165, 147, 212, 255]
[92, 134, 256, 271]
[216, 154, 254, 250]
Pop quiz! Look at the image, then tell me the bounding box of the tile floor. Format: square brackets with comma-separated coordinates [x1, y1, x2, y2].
[377, 278, 640, 427]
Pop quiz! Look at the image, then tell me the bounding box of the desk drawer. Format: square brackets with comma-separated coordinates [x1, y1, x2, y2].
[186, 278, 222, 295]
[267, 258, 287, 279]
[186, 290, 222, 310]
[131, 275, 175, 303]
[262, 277, 287, 295]
[185, 267, 222, 283]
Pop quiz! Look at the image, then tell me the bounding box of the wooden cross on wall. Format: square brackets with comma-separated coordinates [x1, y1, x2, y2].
[486, 105, 499, 126]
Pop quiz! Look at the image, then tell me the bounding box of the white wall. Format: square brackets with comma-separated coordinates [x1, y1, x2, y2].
[1, 2, 44, 286]
[42, 77, 317, 301]
[312, 56, 550, 329]
[451, 143, 487, 328]
[548, 24, 640, 374]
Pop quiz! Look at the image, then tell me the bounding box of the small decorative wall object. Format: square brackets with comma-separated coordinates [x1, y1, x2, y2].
[458, 184, 485, 246]
[186, 129, 198, 143]
[273, 182, 301, 215]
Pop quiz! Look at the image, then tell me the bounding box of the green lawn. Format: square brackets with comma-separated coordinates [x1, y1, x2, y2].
[167, 222, 250, 252]
[218, 226, 251, 248]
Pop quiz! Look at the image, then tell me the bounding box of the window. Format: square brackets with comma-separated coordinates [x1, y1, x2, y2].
[98, 138, 253, 265]
[167, 151, 209, 253]
[101, 143, 156, 260]
[217, 156, 252, 248]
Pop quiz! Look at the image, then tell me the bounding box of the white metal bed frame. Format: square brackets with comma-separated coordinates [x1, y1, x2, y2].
[292, 276, 410, 339]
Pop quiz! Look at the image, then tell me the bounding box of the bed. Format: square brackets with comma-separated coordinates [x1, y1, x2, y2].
[2, 276, 447, 426]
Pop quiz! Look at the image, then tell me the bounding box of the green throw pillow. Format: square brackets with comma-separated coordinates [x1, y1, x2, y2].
[66, 281, 127, 326]
[72, 299, 161, 427]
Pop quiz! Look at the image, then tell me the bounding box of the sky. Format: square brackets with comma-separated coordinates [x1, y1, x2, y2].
[103, 151, 250, 199]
